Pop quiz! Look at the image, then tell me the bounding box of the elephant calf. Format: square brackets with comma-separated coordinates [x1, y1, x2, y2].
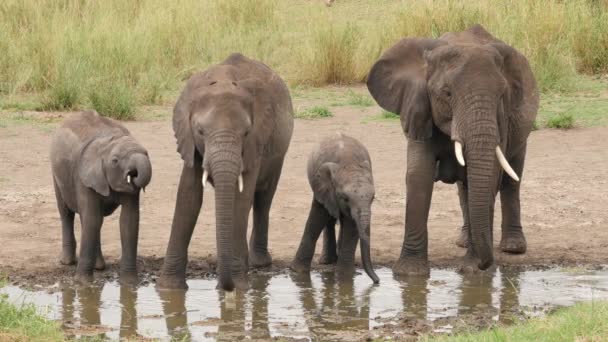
[291, 134, 380, 284]
[50, 110, 152, 283]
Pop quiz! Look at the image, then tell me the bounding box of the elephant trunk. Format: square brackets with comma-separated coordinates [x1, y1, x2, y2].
[357, 210, 380, 284]
[455, 93, 499, 270]
[207, 132, 242, 292]
[128, 153, 152, 189]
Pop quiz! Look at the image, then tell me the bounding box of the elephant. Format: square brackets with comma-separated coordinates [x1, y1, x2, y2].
[291, 133, 380, 284]
[158, 53, 294, 291]
[366, 24, 538, 274]
[50, 110, 152, 283]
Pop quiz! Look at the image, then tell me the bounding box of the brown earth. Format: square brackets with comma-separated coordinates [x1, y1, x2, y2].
[1, 103, 607, 285]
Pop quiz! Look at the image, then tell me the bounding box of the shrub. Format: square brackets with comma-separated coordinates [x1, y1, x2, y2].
[89, 81, 136, 120]
[546, 113, 575, 129]
[307, 23, 360, 85]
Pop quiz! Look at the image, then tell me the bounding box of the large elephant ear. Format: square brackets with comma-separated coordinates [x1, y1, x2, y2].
[490, 42, 539, 127]
[173, 74, 205, 168]
[313, 162, 340, 218]
[78, 136, 112, 196]
[367, 38, 446, 141]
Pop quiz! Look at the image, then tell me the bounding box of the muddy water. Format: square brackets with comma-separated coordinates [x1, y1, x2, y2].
[2, 266, 608, 341]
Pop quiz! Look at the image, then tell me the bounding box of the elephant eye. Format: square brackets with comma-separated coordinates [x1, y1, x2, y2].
[111, 157, 119, 165]
[442, 87, 452, 98]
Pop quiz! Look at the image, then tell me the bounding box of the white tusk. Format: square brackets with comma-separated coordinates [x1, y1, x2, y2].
[454, 141, 466, 167]
[496, 146, 520, 182]
[127, 175, 131, 184]
[202, 169, 209, 188]
[238, 174, 244, 193]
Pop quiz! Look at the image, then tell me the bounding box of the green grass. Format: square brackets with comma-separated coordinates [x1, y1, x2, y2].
[345, 90, 374, 107]
[0, 294, 63, 341]
[546, 113, 575, 129]
[295, 106, 333, 119]
[362, 110, 400, 123]
[0, 0, 607, 117]
[426, 301, 608, 342]
[0, 113, 60, 131]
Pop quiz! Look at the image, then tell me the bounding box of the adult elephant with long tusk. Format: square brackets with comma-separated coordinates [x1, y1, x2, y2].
[366, 24, 538, 275]
[158, 53, 294, 291]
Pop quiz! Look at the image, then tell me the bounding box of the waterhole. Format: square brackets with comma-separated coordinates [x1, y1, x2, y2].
[2, 266, 608, 340]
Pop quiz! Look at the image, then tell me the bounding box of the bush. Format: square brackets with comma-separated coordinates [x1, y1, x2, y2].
[295, 106, 333, 119]
[89, 81, 136, 120]
[306, 23, 360, 85]
[546, 113, 575, 129]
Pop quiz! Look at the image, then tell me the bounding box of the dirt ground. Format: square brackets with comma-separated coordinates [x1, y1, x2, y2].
[1, 103, 607, 285]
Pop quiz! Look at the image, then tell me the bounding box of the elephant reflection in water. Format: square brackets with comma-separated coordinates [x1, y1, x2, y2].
[392, 267, 522, 327]
[61, 283, 138, 340]
[290, 271, 372, 339]
[156, 272, 272, 341]
[457, 267, 522, 325]
[394, 274, 430, 321]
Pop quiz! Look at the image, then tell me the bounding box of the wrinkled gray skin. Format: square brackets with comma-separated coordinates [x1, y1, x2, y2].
[158, 53, 294, 291]
[50, 110, 152, 284]
[291, 134, 379, 284]
[367, 24, 538, 275]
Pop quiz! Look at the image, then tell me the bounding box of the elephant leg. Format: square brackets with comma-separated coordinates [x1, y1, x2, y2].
[394, 140, 435, 276]
[158, 161, 203, 289]
[119, 193, 140, 284]
[291, 199, 332, 273]
[319, 218, 338, 265]
[76, 193, 103, 283]
[95, 239, 106, 271]
[499, 146, 527, 254]
[336, 216, 358, 279]
[455, 181, 471, 248]
[249, 167, 282, 268]
[54, 180, 76, 266]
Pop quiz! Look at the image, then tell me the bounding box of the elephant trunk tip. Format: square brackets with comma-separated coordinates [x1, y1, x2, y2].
[220, 278, 235, 292]
[478, 255, 494, 270]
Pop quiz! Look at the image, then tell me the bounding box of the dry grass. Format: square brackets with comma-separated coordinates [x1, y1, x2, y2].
[0, 0, 607, 117]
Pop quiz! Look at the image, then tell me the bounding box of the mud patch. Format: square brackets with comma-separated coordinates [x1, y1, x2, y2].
[1, 266, 608, 341]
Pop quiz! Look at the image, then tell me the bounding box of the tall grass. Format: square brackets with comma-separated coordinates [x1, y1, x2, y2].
[0, 0, 606, 114]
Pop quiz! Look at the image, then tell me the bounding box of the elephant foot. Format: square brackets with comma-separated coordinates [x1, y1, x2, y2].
[457, 254, 496, 274]
[249, 249, 272, 268]
[393, 256, 430, 276]
[60, 253, 77, 266]
[290, 259, 311, 273]
[95, 255, 106, 271]
[75, 272, 94, 284]
[157, 274, 188, 290]
[500, 230, 527, 254]
[455, 226, 469, 248]
[318, 252, 338, 265]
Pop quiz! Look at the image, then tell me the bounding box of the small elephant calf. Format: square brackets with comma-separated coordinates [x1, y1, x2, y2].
[291, 134, 379, 283]
[50, 110, 152, 283]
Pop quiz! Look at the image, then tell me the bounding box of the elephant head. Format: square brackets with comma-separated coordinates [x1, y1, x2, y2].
[367, 25, 535, 270]
[314, 161, 380, 283]
[172, 62, 271, 291]
[79, 133, 152, 196]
